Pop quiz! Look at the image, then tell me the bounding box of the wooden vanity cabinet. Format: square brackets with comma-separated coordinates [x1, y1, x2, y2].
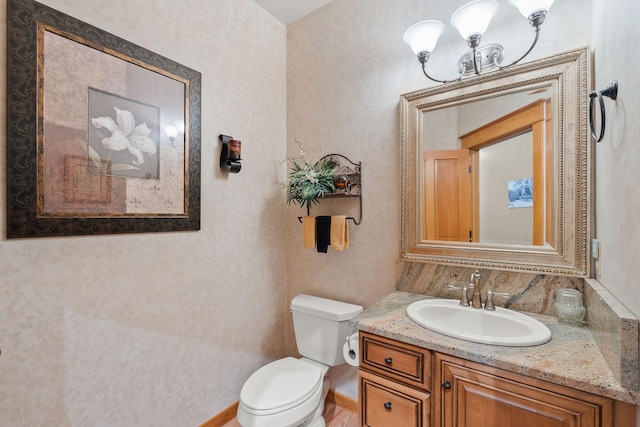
[359, 331, 431, 427]
[433, 352, 634, 427]
[358, 332, 635, 427]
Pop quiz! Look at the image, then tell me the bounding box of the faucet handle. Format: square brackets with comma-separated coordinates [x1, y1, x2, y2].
[446, 285, 470, 306]
[484, 290, 510, 311]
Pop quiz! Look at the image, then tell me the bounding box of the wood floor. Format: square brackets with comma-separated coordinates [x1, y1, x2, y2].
[222, 401, 359, 427]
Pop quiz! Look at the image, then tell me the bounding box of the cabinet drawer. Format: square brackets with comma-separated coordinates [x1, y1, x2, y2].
[360, 369, 430, 427]
[360, 331, 431, 391]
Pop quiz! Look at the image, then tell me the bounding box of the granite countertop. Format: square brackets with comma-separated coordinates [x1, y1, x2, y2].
[355, 291, 640, 405]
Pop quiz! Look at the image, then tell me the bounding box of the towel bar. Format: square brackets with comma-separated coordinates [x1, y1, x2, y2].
[297, 215, 361, 225]
[589, 80, 618, 143]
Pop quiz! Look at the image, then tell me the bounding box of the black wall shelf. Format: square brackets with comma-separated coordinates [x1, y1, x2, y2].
[297, 153, 362, 225]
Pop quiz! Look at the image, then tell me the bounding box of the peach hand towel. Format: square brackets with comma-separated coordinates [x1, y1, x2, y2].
[330, 215, 349, 251]
[302, 216, 316, 248]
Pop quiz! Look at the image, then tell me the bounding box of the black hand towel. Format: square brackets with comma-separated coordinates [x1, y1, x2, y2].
[316, 216, 331, 253]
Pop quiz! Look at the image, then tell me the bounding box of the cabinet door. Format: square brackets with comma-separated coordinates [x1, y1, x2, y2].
[434, 353, 613, 427]
[360, 369, 430, 427]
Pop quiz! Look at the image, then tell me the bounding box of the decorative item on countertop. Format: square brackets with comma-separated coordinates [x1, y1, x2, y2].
[554, 288, 586, 326]
[283, 140, 336, 211]
[219, 134, 242, 173]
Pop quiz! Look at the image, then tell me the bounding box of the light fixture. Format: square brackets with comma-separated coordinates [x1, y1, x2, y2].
[403, 0, 554, 84]
[219, 134, 242, 173]
[164, 119, 185, 149]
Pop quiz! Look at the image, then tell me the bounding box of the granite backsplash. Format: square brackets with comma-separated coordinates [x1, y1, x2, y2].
[395, 261, 639, 390]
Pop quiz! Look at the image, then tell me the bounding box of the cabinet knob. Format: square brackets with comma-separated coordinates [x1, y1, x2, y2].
[384, 357, 393, 364]
[384, 401, 392, 410]
[442, 380, 452, 390]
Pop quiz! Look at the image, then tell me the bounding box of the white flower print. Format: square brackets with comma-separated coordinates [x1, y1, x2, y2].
[91, 107, 156, 167]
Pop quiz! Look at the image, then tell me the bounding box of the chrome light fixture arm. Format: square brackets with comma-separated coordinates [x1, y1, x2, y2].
[472, 48, 482, 74]
[419, 52, 467, 84]
[494, 11, 544, 70]
[466, 34, 483, 75]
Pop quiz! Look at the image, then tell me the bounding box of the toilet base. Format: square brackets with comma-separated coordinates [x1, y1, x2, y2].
[305, 378, 330, 427]
[308, 416, 326, 427]
[290, 374, 329, 427]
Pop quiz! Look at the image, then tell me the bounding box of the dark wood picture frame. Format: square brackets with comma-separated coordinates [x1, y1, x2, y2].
[6, 0, 201, 237]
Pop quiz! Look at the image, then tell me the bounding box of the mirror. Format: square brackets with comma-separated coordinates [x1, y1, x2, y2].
[422, 87, 555, 246]
[401, 48, 590, 276]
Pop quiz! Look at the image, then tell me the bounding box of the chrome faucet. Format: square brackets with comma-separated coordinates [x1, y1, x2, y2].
[447, 284, 470, 306]
[484, 290, 510, 311]
[471, 270, 482, 308]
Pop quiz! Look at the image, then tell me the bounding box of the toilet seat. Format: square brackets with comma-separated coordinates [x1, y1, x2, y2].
[240, 357, 323, 415]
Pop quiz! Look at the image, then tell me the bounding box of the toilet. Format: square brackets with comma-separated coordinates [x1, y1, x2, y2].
[237, 294, 363, 427]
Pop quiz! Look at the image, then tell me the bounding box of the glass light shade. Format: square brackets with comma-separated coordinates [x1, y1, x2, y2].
[403, 20, 445, 55]
[173, 119, 185, 134]
[450, 0, 499, 41]
[164, 124, 179, 138]
[508, 0, 554, 18]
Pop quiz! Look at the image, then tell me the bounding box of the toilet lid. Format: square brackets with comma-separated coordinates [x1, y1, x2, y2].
[240, 357, 322, 413]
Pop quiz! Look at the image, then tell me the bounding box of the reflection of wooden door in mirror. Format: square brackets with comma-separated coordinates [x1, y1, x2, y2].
[459, 99, 552, 247]
[423, 149, 472, 242]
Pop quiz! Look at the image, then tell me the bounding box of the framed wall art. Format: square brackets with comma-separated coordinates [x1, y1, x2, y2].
[6, 0, 202, 237]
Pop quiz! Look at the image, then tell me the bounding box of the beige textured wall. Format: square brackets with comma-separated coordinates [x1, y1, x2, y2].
[0, 0, 287, 424]
[592, 0, 640, 324]
[285, 0, 591, 397]
[592, 0, 640, 423]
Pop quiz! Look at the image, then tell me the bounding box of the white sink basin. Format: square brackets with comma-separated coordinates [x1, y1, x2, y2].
[406, 299, 551, 347]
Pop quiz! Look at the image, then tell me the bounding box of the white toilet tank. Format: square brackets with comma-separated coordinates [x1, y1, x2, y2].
[290, 294, 363, 366]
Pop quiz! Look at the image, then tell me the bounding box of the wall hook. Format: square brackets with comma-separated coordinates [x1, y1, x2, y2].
[589, 80, 618, 143]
